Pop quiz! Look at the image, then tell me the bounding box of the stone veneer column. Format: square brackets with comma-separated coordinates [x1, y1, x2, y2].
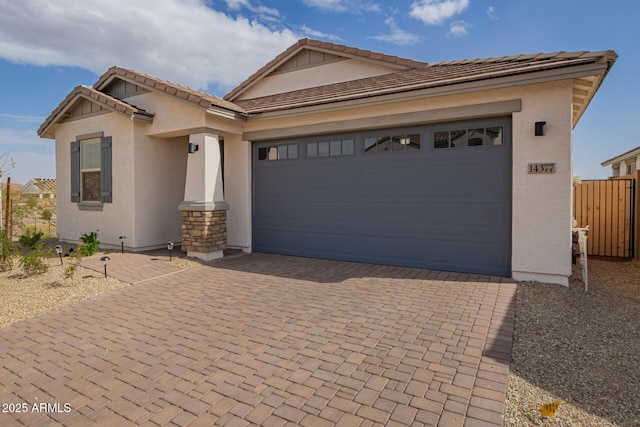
[179, 132, 228, 261]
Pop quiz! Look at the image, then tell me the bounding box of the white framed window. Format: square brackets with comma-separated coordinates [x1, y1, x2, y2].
[81, 137, 102, 202]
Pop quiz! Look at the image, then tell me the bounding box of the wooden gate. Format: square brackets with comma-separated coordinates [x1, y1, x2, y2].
[573, 177, 636, 258]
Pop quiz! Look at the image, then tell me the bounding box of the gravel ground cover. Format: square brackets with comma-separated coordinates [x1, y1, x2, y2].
[505, 258, 640, 426]
[1, 243, 638, 426]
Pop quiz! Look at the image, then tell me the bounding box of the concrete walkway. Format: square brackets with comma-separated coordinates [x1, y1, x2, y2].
[0, 253, 516, 426]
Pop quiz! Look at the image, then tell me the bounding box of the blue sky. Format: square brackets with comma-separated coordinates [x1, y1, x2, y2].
[0, 0, 637, 183]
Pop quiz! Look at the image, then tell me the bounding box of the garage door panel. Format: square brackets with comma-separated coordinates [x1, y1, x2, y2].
[428, 201, 508, 231]
[426, 238, 510, 274]
[253, 118, 511, 276]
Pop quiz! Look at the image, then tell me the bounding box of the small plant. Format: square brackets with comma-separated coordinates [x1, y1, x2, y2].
[18, 246, 48, 276]
[63, 247, 82, 285]
[79, 231, 100, 256]
[19, 230, 44, 249]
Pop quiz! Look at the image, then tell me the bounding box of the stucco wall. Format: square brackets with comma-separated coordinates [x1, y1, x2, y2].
[223, 134, 252, 251]
[242, 81, 576, 284]
[54, 112, 136, 248]
[510, 81, 574, 285]
[132, 130, 187, 249]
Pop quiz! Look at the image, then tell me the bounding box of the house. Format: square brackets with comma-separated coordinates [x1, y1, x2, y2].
[38, 39, 617, 285]
[20, 178, 56, 199]
[601, 146, 640, 177]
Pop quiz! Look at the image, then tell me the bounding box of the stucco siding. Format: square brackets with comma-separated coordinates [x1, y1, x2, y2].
[127, 92, 208, 138]
[224, 134, 252, 251]
[133, 131, 187, 249]
[511, 81, 574, 285]
[239, 59, 399, 100]
[54, 113, 135, 247]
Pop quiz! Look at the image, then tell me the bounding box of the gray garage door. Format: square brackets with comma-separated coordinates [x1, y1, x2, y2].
[253, 117, 512, 276]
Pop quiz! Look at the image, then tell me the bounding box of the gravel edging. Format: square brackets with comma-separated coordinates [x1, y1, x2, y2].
[505, 258, 640, 426]
[0, 255, 128, 328]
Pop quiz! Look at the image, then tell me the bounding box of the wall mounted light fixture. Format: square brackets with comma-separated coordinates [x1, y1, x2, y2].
[535, 121, 546, 136]
[188, 143, 199, 153]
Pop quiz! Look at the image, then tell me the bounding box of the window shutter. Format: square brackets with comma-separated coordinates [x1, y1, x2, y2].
[70, 141, 80, 202]
[101, 136, 113, 203]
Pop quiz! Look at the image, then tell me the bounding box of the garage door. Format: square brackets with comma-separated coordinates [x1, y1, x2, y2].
[253, 117, 511, 276]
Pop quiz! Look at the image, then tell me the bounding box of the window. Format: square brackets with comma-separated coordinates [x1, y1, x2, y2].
[71, 135, 112, 205]
[258, 144, 298, 160]
[434, 126, 503, 149]
[307, 139, 354, 158]
[363, 134, 420, 154]
[81, 138, 101, 202]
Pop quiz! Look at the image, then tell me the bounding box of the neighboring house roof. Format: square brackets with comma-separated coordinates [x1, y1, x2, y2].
[224, 38, 429, 102]
[233, 49, 617, 118]
[93, 66, 246, 115]
[20, 178, 56, 195]
[601, 146, 640, 166]
[38, 85, 154, 138]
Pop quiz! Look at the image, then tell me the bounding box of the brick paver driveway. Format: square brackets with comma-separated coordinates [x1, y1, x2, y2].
[0, 254, 516, 426]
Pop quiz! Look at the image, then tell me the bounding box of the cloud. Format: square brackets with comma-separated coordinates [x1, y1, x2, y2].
[0, 128, 50, 148]
[371, 17, 420, 46]
[487, 6, 498, 20]
[222, 0, 281, 22]
[447, 20, 472, 37]
[410, 0, 470, 25]
[300, 25, 342, 41]
[302, 0, 381, 13]
[0, 114, 46, 124]
[0, 0, 299, 93]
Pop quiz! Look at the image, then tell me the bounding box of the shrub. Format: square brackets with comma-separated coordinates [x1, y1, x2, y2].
[63, 248, 82, 285]
[19, 247, 48, 276]
[19, 230, 44, 249]
[79, 231, 100, 256]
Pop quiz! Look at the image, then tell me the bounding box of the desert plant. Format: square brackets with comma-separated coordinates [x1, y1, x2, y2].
[18, 246, 48, 276]
[19, 230, 44, 249]
[79, 231, 100, 256]
[63, 247, 82, 285]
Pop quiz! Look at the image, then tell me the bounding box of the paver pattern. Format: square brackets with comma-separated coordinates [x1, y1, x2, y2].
[0, 253, 516, 426]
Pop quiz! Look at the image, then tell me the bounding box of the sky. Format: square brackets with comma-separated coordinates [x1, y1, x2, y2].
[0, 0, 638, 184]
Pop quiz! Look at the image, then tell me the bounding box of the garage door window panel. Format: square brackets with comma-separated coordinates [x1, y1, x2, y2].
[307, 139, 354, 158]
[258, 144, 298, 161]
[364, 134, 421, 154]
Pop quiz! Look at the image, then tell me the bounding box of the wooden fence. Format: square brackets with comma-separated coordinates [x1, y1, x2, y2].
[573, 172, 638, 258]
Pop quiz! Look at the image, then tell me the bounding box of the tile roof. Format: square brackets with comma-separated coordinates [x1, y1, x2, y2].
[38, 85, 153, 137]
[224, 38, 429, 102]
[234, 50, 617, 114]
[94, 66, 246, 114]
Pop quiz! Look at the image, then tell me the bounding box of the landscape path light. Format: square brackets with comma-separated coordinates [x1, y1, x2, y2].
[55, 245, 63, 265]
[100, 256, 111, 278]
[119, 236, 126, 253]
[167, 241, 174, 261]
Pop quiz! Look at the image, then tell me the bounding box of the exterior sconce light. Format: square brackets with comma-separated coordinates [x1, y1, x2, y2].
[119, 235, 126, 253]
[188, 143, 199, 154]
[535, 121, 546, 136]
[167, 241, 174, 261]
[55, 245, 63, 265]
[100, 256, 111, 278]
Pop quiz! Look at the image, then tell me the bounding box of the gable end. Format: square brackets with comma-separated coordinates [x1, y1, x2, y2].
[103, 79, 151, 99]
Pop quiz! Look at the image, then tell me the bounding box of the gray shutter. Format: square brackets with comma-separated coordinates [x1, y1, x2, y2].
[70, 141, 80, 202]
[101, 136, 112, 203]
